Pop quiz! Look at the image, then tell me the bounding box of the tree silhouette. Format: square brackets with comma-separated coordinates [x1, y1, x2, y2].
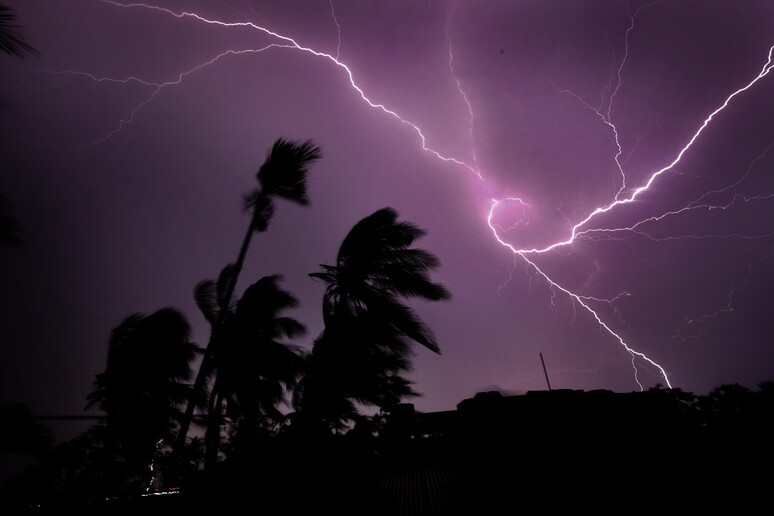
[294, 207, 450, 431]
[174, 138, 321, 458]
[86, 308, 198, 494]
[194, 272, 306, 473]
[0, 4, 37, 244]
[0, 4, 37, 58]
[0, 400, 53, 457]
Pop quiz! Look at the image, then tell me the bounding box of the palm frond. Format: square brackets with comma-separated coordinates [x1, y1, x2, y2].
[381, 248, 441, 269]
[257, 138, 322, 205]
[268, 317, 307, 341]
[238, 275, 300, 318]
[301, 207, 450, 428]
[0, 5, 38, 59]
[369, 266, 450, 301]
[337, 207, 399, 262]
[211, 274, 307, 424]
[194, 280, 219, 324]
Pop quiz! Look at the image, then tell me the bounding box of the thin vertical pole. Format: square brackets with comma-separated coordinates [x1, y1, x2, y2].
[540, 352, 552, 391]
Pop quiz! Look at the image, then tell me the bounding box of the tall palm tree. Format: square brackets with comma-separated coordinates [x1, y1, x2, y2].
[86, 308, 198, 493]
[294, 207, 451, 431]
[174, 138, 322, 455]
[194, 272, 306, 472]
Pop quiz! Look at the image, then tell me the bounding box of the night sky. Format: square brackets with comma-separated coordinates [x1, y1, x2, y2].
[2, 0, 774, 441]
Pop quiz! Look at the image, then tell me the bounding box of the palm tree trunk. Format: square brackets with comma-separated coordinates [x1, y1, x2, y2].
[204, 379, 225, 477]
[171, 206, 260, 463]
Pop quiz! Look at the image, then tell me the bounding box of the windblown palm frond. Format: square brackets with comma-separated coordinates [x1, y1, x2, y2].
[194, 280, 219, 325]
[257, 138, 322, 205]
[0, 5, 38, 58]
[86, 307, 198, 481]
[298, 207, 450, 430]
[310, 207, 450, 352]
[216, 275, 306, 417]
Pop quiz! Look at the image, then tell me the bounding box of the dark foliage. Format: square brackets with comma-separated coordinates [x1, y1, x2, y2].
[197, 272, 306, 472]
[0, 402, 53, 456]
[295, 207, 451, 431]
[3, 382, 774, 513]
[85, 308, 198, 494]
[0, 194, 23, 247]
[0, 4, 38, 58]
[174, 138, 321, 459]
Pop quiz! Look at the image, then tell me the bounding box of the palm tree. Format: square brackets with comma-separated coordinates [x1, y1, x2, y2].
[86, 307, 198, 494]
[194, 272, 306, 472]
[294, 207, 451, 431]
[174, 138, 322, 455]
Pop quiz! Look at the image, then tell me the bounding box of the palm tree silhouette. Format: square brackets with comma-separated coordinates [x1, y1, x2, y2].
[86, 308, 198, 494]
[195, 272, 306, 472]
[295, 207, 450, 431]
[0, 4, 37, 244]
[0, 4, 38, 58]
[174, 138, 321, 456]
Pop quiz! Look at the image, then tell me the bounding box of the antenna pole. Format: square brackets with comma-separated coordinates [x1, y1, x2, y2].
[540, 352, 552, 391]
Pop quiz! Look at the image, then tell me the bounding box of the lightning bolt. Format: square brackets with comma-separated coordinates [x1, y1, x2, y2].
[329, 0, 342, 60]
[445, 0, 481, 176]
[488, 205, 672, 389]
[56, 1, 774, 391]
[88, 45, 296, 145]
[89, 0, 480, 174]
[499, 43, 774, 255]
[509, 360, 611, 388]
[572, 140, 774, 242]
[485, 15, 773, 388]
[675, 244, 774, 341]
[32, 68, 162, 87]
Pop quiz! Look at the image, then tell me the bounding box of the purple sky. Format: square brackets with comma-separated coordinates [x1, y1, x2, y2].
[2, 0, 774, 441]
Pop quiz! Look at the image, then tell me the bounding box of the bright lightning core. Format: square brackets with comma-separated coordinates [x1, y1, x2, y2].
[43, 1, 774, 391]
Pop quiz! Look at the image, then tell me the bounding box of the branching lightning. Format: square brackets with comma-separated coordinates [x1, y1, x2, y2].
[494, 43, 774, 256]
[488, 44, 773, 388]
[55, 0, 774, 390]
[92, 0, 480, 174]
[445, 0, 481, 176]
[87, 44, 295, 145]
[675, 244, 774, 341]
[329, 0, 342, 60]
